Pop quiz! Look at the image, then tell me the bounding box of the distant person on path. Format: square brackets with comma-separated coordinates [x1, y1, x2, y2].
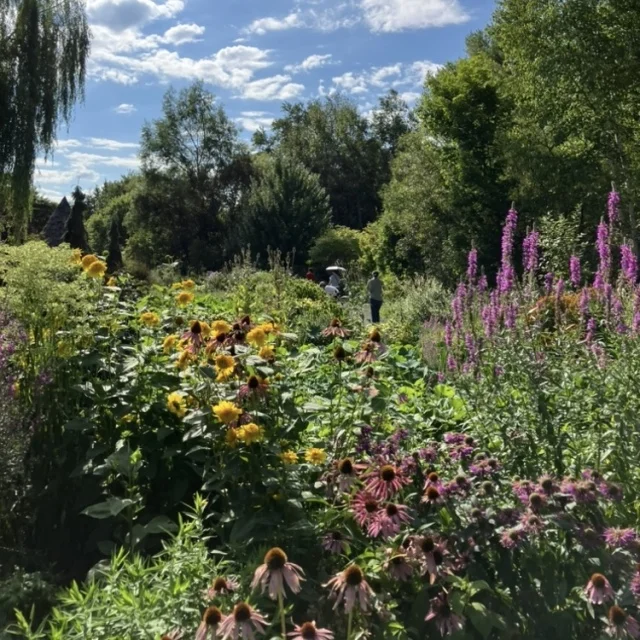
[305, 268, 315, 281]
[329, 271, 341, 289]
[367, 271, 383, 323]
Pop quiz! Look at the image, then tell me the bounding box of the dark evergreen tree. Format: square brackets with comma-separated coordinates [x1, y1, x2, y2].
[106, 215, 123, 273]
[63, 185, 89, 252]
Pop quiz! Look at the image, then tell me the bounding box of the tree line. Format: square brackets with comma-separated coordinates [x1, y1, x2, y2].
[2, 0, 640, 285]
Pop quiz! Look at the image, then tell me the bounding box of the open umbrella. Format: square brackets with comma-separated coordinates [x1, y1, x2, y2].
[326, 266, 347, 273]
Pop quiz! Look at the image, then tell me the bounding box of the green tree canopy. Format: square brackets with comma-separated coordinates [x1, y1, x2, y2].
[0, 0, 90, 241]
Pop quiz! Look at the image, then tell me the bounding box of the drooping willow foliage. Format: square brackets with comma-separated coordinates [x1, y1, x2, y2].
[0, 0, 90, 241]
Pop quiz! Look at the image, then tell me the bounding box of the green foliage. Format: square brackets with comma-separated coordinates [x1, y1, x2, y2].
[308, 226, 362, 270]
[0, 570, 56, 631]
[538, 207, 589, 277]
[106, 216, 123, 273]
[241, 155, 331, 267]
[0, 0, 89, 241]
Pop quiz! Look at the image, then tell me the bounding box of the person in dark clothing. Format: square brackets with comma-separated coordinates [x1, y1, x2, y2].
[305, 269, 315, 281]
[367, 271, 383, 323]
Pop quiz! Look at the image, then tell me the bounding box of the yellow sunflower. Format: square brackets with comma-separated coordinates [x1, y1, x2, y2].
[106, 277, 117, 287]
[200, 321, 211, 338]
[211, 320, 232, 335]
[86, 260, 107, 278]
[246, 327, 267, 347]
[212, 400, 242, 424]
[214, 354, 235, 381]
[81, 254, 98, 270]
[167, 392, 187, 418]
[259, 345, 275, 361]
[176, 291, 195, 307]
[176, 349, 194, 370]
[71, 248, 83, 265]
[181, 279, 196, 290]
[239, 423, 264, 445]
[163, 335, 178, 353]
[225, 427, 242, 448]
[140, 312, 160, 327]
[305, 448, 326, 465]
[257, 322, 279, 335]
[280, 450, 298, 464]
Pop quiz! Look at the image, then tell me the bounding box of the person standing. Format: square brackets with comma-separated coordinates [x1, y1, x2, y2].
[367, 271, 383, 323]
[305, 268, 315, 281]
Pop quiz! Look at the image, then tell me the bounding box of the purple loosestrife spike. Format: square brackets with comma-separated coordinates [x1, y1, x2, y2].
[522, 230, 540, 273]
[544, 273, 554, 294]
[444, 321, 453, 348]
[499, 207, 518, 294]
[579, 288, 590, 319]
[477, 274, 488, 293]
[621, 243, 638, 285]
[586, 318, 597, 343]
[505, 304, 517, 329]
[467, 248, 478, 284]
[608, 189, 621, 226]
[634, 289, 640, 333]
[555, 278, 565, 300]
[569, 256, 581, 287]
[596, 221, 611, 288]
[447, 353, 457, 371]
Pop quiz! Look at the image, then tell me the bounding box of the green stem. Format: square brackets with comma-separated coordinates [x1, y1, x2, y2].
[278, 591, 286, 639]
[347, 610, 353, 640]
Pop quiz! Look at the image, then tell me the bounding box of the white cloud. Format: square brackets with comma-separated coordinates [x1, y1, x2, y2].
[235, 112, 274, 132]
[55, 139, 83, 150]
[114, 103, 137, 114]
[91, 66, 140, 85]
[161, 23, 205, 45]
[243, 12, 302, 35]
[360, 0, 468, 32]
[285, 54, 333, 74]
[399, 91, 421, 104]
[65, 152, 141, 170]
[240, 75, 305, 101]
[35, 165, 101, 186]
[332, 60, 440, 96]
[87, 0, 184, 31]
[87, 138, 139, 150]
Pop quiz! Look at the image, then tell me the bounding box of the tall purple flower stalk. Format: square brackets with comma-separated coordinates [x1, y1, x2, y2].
[504, 304, 517, 329]
[522, 230, 540, 273]
[467, 248, 478, 284]
[569, 256, 581, 288]
[633, 289, 640, 334]
[544, 273, 554, 295]
[595, 221, 611, 290]
[555, 278, 565, 302]
[444, 321, 453, 348]
[608, 190, 620, 226]
[621, 243, 637, 285]
[499, 207, 518, 294]
[452, 283, 467, 330]
[477, 274, 488, 293]
[579, 288, 590, 320]
[586, 318, 597, 343]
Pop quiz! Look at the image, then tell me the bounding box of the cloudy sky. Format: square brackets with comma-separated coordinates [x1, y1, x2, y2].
[35, 0, 495, 201]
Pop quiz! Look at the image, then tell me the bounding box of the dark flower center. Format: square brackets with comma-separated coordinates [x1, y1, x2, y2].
[464, 436, 474, 446]
[455, 475, 467, 486]
[191, 321, 202, 334]
[428, 472, 439, 483]
[609, 484, 620, 497]
[609, 606, 627, 626]
[433, 549, 444, 565]
[248, 375, 260, 389]
[300, 622, 318, 639]
[508, 530, 520, 541]
[370, 329, 382, 343]
[339, 458, 354, 474]
[365, 366, 374, 378]
[586, 481, 597, 491]
[216, 332, 227, 343]
[529, 493, 543, 508]
[334, 346, 346, 360]
[528, 516, 542, 528]
[265, 547, 287, 570]
[487, 458, 498, 469]
[331, 531, 343, 541]
[234, 603, 252, 623]
[204, 606, 222, 626]
[381, 465, 396, 482]
[541, 478, 554, 492]
[421, 537, 435, 553]
[345, 565, 364, 586]
[591, 573, 606, 589]
[426, 487, 440, 501]
[241, 316, 251, 325]
[482, 481, 493, 495]
[471, 508, 483, 519]
[330, 318, 341, 327]
[386, 504, 399, 517]
[365, 499, 379, 513]
[213, 577, 228, 591]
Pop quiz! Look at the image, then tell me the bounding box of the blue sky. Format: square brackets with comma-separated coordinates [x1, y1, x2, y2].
[35, 0, 496, 201]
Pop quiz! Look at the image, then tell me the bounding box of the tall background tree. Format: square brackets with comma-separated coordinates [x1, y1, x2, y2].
[63, 185, 89, 252]
[0, 0, 90, 241]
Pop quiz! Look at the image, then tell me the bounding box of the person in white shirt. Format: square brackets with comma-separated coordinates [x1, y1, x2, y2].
[366, 271, 383, 323]
[329, 272, 341, 289]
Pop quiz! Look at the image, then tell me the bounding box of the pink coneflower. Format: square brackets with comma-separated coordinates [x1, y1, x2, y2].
[469, 458, 501, 478]
[352, 490, 380, 528]
[604, 528, 637, 549]
[288, 621, 334, 640]
[426, 592, 464, 637]
[182, 321, 204, 352]
[196, 606, 225, 640]
[251, 547, 304, 600]
[607, 606, 640, 638]
[527, 492, 546, 512]
[585, 573, 614, 604]
[368, 502, 411, 538]
[602, 483, 623, 502]
[354, 340, 386, 364]
[520, 513, 545, 535]
[324, 565, 374, 613]
[512, 479, 535, 504]
[335, 458, 360, 492]
[500, 527, 526, 549]
[563, 479, 598, 504]
[444, 433, 465, 445]
[322, 531, 348, 555]
[364, 463, 410, 499]
[384, 548, 413, 581]
[238, 375, 269, 401]
[422, 485, 444, 506]
[322, 318, 351, 338]
[423, 471, 442, 490]
[538, 475, 560, 496]
[206, 576, 240, 599]
[411, 536, 446, 583]
[218, 603, 267, 640]
[630, 569, 640, 597]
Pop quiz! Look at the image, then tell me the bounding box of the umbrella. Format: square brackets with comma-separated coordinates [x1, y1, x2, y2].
[326, 266, 347, 273]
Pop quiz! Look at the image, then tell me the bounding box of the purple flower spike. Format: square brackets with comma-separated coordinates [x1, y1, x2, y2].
[569, 256, 581, 288]
[608, 190, 621, 226]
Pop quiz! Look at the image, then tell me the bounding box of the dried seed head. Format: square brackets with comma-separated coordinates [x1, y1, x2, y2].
[264, 547, 287, 570]
[344, 565, 364, 586]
